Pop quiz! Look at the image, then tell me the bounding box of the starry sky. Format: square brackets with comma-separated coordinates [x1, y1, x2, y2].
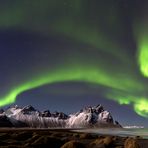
[0, 0, 148, 127]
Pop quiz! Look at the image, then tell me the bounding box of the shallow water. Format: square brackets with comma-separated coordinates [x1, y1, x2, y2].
[74, 128, 148, 139]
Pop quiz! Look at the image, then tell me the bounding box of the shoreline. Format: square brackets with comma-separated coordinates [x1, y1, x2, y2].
[0, 128, 147, 147]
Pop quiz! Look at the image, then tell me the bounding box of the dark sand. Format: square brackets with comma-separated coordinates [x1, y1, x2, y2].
[0, 128, 147, 148]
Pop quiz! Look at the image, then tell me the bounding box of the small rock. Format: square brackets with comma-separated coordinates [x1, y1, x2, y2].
[93, 138, 103, 144]
[90, 136, 114, 148]
[61, 140, 85, 148]
[80, 133, 94, 139]
[88, 143, 105, 148]
[135, 136, 142, 139]
[103, 136, 113, 146]
[124, 137, 140, 148]
[90, 138, 104, 146]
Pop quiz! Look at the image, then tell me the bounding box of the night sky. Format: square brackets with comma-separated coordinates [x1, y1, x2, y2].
[0, 0, 148, 127]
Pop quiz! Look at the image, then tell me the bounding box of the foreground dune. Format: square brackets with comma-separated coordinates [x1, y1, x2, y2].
[0, 128, 147, 148]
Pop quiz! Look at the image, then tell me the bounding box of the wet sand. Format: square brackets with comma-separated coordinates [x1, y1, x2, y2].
[0, 128, 147, 148]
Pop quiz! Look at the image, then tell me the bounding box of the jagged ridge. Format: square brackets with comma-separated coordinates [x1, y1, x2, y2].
[0, 104, 122, 128]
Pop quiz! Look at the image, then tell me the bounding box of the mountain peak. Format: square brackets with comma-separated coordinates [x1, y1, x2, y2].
[22, 105, 36, 112]
[0, 104, 122, 128]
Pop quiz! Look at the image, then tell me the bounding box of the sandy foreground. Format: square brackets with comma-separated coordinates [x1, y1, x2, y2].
[0, 128, 147, 148]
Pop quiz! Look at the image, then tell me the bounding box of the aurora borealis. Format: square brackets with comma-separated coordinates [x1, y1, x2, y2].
[0, 0, 148, 126]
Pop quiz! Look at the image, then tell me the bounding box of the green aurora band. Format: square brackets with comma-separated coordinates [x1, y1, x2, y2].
[137, 27, 148, 77]
[134, 5, 148, 77]
[0, 64, 148, 118]
[107, 92, 148, 118]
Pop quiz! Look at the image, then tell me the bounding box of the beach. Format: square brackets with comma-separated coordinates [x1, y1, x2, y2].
[0, 128, 147, 148]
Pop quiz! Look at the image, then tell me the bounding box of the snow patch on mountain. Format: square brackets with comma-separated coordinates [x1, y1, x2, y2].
[0, 104, 122, 128]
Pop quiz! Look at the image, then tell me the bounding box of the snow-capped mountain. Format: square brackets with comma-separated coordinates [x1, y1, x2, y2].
[0, 104, 122, 128]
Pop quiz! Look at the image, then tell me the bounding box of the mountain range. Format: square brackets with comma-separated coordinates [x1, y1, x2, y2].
[0, 104, 122, 128]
